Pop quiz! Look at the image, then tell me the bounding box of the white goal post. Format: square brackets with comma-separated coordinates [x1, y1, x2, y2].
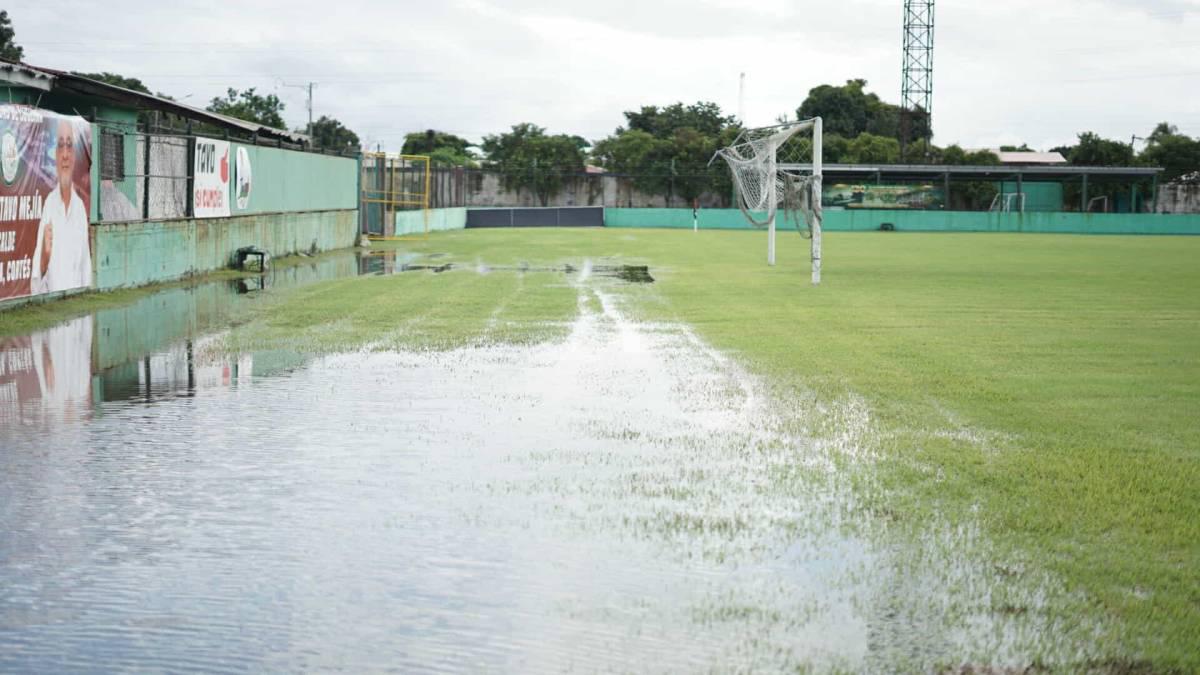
[709, 117, 823, 285]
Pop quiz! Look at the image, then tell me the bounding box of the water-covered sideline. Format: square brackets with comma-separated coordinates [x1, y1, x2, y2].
[1, 252, 1104, 672]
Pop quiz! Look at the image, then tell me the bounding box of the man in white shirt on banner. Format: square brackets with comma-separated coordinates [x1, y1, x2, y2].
[31, 119, 91, 296]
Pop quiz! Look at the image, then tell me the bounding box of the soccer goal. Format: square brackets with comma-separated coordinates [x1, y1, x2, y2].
[709, 117, 823, 285]
[989, 192, 1026, 213]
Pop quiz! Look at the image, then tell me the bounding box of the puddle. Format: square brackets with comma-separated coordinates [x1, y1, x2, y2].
[0, 253, 1102, 671]
[603, 264, 653, 283]
[360, 251, 654, 283]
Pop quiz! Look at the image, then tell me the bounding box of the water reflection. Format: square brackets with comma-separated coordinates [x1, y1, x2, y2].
[2, 252, 363, 424]
[0, 317, 93, 428]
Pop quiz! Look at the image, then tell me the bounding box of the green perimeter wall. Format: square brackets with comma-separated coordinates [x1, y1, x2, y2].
[230, 144, 358, 214]
[94, 210, 358, 290]
[395, 207, 467, 235]
[997, 181, 1064, 212]
[603, 208, 1200, 235]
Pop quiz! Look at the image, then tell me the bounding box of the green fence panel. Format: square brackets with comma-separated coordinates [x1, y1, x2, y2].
[229, 144, 358, 215]
[395, 208, 467, 235]
[602, 208, 1200, 235]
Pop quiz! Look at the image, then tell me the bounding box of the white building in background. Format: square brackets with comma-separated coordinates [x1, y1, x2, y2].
[1157, 172, 1200, 214]
[994, 151, 1068, 165]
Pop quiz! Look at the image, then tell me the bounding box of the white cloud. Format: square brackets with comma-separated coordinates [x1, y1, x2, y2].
[7, 0, 1199, 151]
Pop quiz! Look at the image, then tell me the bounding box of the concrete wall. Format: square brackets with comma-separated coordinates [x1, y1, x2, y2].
[395, 207, 466, 235]
[231, 143, 358, 215]
[94, 210, 358, 290]
[604, 208, 1200, 235]
[1157, 179, 1200, 214]
[463, 171, 727, 209]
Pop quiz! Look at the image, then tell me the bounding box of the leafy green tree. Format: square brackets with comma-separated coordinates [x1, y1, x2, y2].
[939, 145, 1001, 166]
[308, 115, 359, 152]
[1069, 132, 1134, 166]
[797, 80, 871, 137]
[795, 79, 935, 161]
[481, 123, 587, 205]
[669, 127, 722, 204]
[1147, 122, 1178, 146]
[591, 129, 673, 200]
[0, 11, 23, 62]
[207, 88, 286, 129]
[1048, 144, 1074, 159]
[403, 129, 471, 155]
[427, 147, 478, 168]
[846, 133, 901, 163]
[796, 79, 919, 145]
[623, 102, 734, 138]
[402, 130, 476, 166]
[819, 134, 851, 164]
[595, 101, 741, 204]
[1139, 124, 1200, 180]
[72, 71, 152, 94]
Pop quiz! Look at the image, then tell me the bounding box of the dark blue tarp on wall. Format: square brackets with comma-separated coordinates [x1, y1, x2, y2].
[466, 207, 604, 228]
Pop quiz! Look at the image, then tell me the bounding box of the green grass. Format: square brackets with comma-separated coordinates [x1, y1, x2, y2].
[352, 228, 1196, 669]
[4, 227, 1197, 668]
[222, 267, 578, 352]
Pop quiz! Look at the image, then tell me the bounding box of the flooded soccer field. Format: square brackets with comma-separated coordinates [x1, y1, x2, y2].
[2, 230, 1199, 672]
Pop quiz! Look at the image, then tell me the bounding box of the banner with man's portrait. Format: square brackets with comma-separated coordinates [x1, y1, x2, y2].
[0, 105, 93, 301]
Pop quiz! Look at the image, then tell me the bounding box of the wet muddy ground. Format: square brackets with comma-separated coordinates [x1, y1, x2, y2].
[0, 249, 1107, 672]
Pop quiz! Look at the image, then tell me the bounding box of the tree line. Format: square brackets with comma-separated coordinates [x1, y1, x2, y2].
[404, 79, 1199, 207]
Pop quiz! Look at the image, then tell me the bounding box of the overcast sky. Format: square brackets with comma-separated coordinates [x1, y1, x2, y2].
[9, 0, 1200, 152]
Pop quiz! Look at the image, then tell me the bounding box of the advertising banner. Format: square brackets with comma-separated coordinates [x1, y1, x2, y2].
[193, 138, 231, 218]
[234, 146, 252, 211]
[824, 183, 944, 210]
[0, 105, 93, 301]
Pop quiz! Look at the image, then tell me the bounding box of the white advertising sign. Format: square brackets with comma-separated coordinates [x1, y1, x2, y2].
[235, 146, 252, 211]
[193, 138, 230, 218]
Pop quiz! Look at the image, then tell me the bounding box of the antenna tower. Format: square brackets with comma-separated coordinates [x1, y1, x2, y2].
[900, 0, 935, 159]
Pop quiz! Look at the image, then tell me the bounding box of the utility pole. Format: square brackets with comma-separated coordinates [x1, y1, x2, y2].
[282, 81, 316, 141]
[738, 72, 746, 125]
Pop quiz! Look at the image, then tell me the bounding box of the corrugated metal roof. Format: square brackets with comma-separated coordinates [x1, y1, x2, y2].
[779, 163, 1162, 180]
[996, 151, 1068, 165]
[0, 60, 55, 91]
[1, 61, 308, 145]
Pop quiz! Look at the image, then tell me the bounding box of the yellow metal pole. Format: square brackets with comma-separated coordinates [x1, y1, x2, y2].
[423, 157, 431, 237]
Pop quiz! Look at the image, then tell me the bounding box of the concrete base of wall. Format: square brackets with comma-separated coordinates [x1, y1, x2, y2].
[394, 207, 467, 235]
[95, 209, 359, 290]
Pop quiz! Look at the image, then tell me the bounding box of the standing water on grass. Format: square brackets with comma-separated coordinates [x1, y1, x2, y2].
[1, 250, 1101, 672]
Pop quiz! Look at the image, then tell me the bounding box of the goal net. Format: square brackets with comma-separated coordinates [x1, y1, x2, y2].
[710, 118, 824, 284]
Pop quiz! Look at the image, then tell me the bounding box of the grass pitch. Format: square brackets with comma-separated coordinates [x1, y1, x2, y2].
[347, 228, 1195, 670]
[5, 227, 1198, 668]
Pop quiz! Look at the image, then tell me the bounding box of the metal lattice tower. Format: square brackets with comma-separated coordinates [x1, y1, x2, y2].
[900, 0, 935, 157]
